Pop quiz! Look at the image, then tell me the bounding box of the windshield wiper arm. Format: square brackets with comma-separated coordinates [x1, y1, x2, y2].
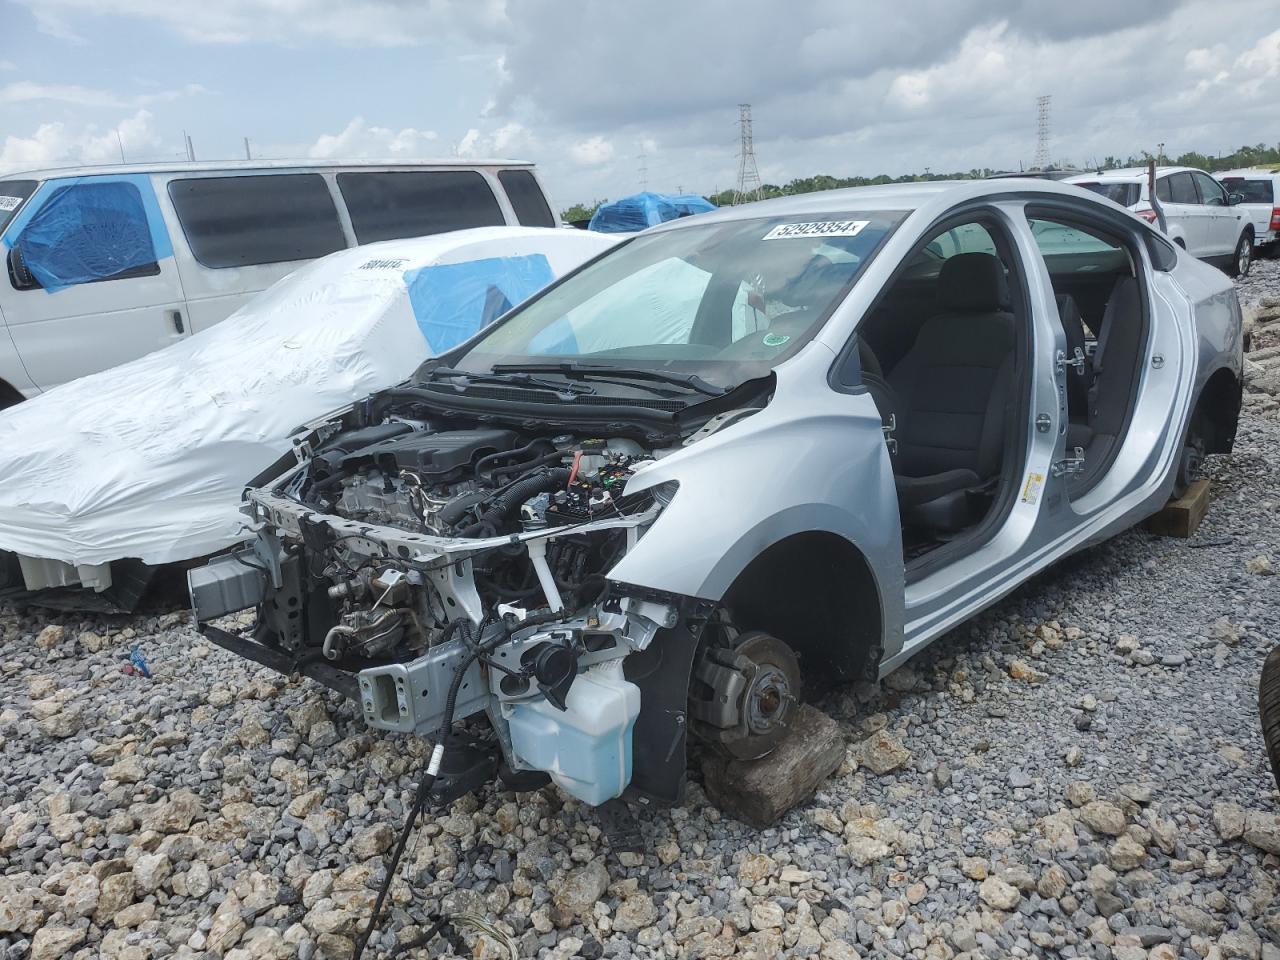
[492, 362, 726, 397]
[423, 365, 595, 396]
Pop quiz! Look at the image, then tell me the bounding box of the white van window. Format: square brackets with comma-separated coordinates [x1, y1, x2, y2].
[337, 171, 505, 243]
[497, 170, 555, 227]
[10, 180, 159, 292]
[168, 174, 346, 269]
[0, 180, 38, 236]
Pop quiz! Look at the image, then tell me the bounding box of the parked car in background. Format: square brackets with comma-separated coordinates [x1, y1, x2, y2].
[1067, 167, 1254, 276]
[0, 227, 616, 604]
[0, 159, 559, 404]
[986, 168, 1085, 181]
[189, 178, 1241, 810]
[1214, 168, 1280, 253]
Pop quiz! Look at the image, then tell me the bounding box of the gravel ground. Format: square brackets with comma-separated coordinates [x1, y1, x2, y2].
[1, 268, 1279, 960]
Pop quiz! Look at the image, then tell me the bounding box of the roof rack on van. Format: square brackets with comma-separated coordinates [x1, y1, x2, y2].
[3, 158, 537, 180]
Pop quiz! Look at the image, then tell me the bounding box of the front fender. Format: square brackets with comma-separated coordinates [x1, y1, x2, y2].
[608, 352, 906, 660]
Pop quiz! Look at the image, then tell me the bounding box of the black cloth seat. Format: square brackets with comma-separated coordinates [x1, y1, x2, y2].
[886, 252, 1017, 530]
[1056, 293, 1092, 422]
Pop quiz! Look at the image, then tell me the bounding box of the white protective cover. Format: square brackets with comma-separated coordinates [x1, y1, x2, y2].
[0, 227, 617, 568]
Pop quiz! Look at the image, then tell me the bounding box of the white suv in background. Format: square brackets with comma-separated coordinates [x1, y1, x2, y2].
[0, 159, 559, 406]
[1215, 168, 1280, 253]
[1067, 166, 1254, 277]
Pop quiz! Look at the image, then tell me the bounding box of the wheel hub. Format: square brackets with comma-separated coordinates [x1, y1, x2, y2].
[689, 630, 802, 760]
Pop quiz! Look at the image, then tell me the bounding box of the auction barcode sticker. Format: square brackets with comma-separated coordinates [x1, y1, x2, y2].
[0, 197, 22, 212]
[762, 219, 869, 240]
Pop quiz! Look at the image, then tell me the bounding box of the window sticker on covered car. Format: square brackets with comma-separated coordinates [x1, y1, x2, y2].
[0, 196, 23, 212]
[762, 219, 869, 240]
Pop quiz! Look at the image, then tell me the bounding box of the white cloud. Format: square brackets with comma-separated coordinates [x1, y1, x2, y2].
[0, 110, 170, 173]
[0, 81, 205, 109]
[569, 136, 613, 166]
[307, 116, 439, 159]
[0, 61, 15, 72]
[455, 122, 535, 159]
[14, 0, 510, 47]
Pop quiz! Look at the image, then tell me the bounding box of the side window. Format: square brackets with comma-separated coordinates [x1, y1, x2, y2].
[497, 170, 555, 227]
[0, 180, 38, 237]
[1192, 172, 1225, 206]
[169, 174, 345, 269]
[1168, 173, 1198, 205]
[337, 171, 506, 243]
[1028, 219, 1127, 259]
[1155, 177, 1173, 204]
[925, 222, 998, 259]
[10, 180, 160, 292]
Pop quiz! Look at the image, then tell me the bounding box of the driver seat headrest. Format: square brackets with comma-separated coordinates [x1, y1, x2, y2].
[938, 252, 1010, 313]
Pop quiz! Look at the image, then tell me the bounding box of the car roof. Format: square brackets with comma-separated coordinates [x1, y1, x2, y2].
[1214, 167, 1280, 179]
[640, 178, 1108, 232]
[0, 157, 535, 181]
[1069, 165, 1202, 184]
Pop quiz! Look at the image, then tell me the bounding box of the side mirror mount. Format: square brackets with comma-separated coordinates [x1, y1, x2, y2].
[5, 243, 40, 291]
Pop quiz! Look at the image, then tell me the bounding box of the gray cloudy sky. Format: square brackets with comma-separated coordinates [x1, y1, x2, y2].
[1, 0, 1277, 207]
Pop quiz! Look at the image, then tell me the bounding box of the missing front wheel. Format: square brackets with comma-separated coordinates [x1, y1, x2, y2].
[688, 629, 802, 760]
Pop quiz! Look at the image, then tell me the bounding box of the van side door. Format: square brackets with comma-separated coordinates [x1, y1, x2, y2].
[164, 173, 349, 334]
[0, 174, 188, 390]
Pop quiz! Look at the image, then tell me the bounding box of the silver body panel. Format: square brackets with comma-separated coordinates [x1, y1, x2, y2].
[607, 181, 1240, 671]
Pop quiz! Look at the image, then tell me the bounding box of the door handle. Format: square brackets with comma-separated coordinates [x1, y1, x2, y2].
[170, 309, 185, 334]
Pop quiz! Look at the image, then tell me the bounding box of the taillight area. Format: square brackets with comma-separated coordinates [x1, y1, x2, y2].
[1270, 207, 1280, 232]
[1136, 208, 1160, 224]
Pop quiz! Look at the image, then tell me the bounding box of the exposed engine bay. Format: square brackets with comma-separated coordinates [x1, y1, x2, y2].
[189, 387, 798, 807]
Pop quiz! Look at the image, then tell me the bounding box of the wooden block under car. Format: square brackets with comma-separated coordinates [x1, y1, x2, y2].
[1145, 479, 1211, 538]
[700, 703, 846, 828]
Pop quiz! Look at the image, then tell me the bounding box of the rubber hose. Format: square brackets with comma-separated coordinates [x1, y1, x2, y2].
[460, 468, 570, 537]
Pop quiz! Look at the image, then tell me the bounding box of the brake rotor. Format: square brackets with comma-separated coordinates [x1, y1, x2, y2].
[691, 630, 801, 761]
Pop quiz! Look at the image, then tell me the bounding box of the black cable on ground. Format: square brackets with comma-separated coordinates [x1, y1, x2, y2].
[350, 620, 479, 960]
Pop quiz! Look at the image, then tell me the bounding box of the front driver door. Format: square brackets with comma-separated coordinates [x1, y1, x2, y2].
[1192, 171, 1239, 255]
[0, 174, 188, 391]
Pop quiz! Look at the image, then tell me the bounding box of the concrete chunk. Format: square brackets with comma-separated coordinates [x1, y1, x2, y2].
[701, 703, 845, 827]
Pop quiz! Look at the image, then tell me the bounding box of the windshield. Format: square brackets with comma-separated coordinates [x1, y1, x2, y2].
[1220, 177, 1273, 204]
[1074, 181, 1140, 207]
[0, 180, 38, 237]
[450, 210, 906, 389]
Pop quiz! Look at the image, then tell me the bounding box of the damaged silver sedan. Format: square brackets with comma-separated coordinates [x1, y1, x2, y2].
[191, 179, 1242, 809]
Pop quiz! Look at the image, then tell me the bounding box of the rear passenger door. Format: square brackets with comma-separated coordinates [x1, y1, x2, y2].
[165, 173, 349, 334]
[337, 170, 508, 243]
[0, 174, 188, 389]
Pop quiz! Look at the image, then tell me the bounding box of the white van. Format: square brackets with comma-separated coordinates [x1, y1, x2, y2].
[0, 159, 559, 404]
[1214, 168, 1280, 251]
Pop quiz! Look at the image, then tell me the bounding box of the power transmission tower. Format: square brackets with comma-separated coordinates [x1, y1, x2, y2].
[637, 145, 648, 191]
[734, 103, 762, 204]
[1034, 95, 1051, 170]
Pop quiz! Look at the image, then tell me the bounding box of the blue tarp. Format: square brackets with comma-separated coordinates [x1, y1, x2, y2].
[403, 254, 554, 352]
[588, 191, 716, 233]
[4, 174, 172, 293]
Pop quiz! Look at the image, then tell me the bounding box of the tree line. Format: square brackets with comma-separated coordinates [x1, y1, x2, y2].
[561, 142, 1280, 221]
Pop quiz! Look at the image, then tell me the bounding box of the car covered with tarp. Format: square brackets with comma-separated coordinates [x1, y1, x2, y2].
[588, 191, 715, 233]
[0, 226, 617, 605]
